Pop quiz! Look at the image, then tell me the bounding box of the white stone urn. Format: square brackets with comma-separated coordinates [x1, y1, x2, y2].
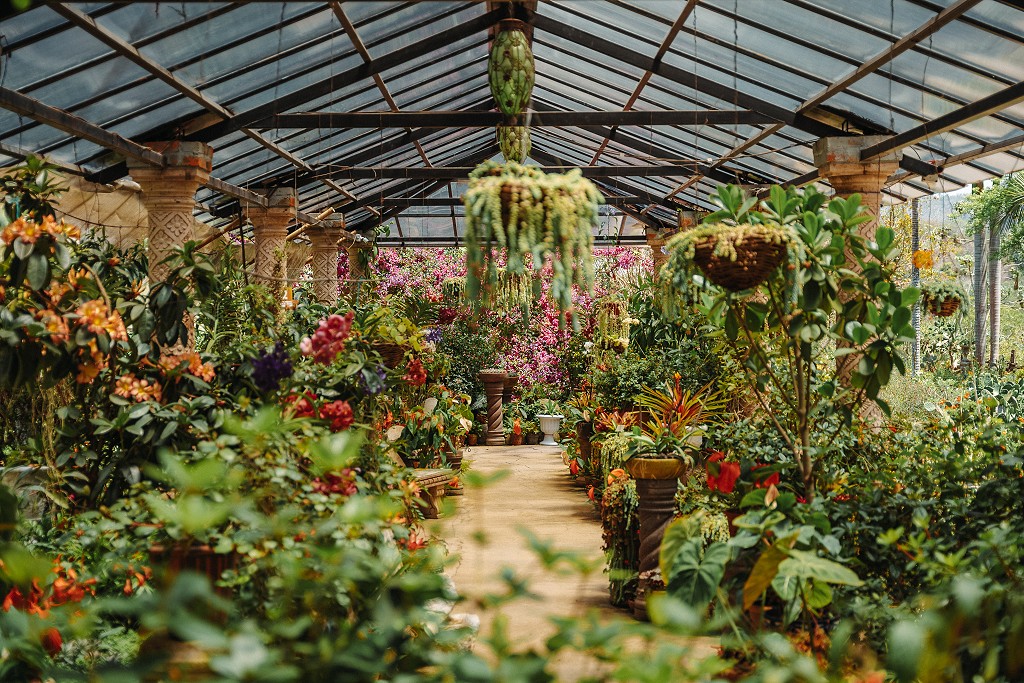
[537, 414, 564, 446]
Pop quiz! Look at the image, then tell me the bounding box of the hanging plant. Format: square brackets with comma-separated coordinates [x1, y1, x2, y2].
[667, 222, 795, 292]
[497, 125, 531, 163]
[920, 279, 966, 317]
[488, 19, 535, 116]
[462, 160, 602, 322]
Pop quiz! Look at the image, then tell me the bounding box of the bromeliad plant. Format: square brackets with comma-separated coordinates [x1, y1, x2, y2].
[462, 160, 602, 323]
[663, 184, 918, 499]
[624, 376, 727, 463]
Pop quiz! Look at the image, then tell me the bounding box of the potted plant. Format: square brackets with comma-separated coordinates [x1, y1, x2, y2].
[505, 417, 524, 446]
[921, 279, 966, 317]
[537, 399, 564, 446]
[462, 160, 603, 320]
[622, 376, 727, 620]
[523, 420, 541, 445]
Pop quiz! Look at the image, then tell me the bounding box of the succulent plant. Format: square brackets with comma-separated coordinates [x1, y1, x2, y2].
[497, 125, 531, 163]
[488, 19, 535, 116]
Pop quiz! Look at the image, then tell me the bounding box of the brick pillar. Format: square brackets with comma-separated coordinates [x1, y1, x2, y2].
[128, 141, 213, 284]
[813, 136, 901, 401]
[247, 187, 295, 304]
[812, 136, 901, 243]
[309, 219, 342, 306]
[645, 229, 675, 276]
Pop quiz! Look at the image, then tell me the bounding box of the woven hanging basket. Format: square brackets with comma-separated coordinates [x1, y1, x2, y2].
[926, 295, 961, 317]
[692, 232, 788, 292]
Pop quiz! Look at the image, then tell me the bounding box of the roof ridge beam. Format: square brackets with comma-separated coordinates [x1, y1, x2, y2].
[258, 110, 776, 128]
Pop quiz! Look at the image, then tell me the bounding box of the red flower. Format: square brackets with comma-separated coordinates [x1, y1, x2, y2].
[40, 627, 62, 657]
[569, 460, 580, 476]
[285, 391, 317, 419]
[753, 464, 780, 489]
[404, 358, 427, 386]
[707, 452, 740, 494]
[320, 400, 354, 431]
[587, 485, 596, 501]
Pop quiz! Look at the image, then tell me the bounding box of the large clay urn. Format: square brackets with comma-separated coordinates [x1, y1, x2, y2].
[624, 456, 688, 621]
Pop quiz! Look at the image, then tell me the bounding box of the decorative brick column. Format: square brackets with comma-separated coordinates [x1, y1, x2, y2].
[128, 141, 213, 285]
[308, 219, 343, 306]
[813, 136, 901, 398]
[812, 136, 901, 243]
[478, 369, 507, 446]
[645, 229, 674, 276]
[247, 187, 295, 304]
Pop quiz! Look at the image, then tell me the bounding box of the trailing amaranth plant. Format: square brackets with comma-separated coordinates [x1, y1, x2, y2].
[462, 160, 602, 326]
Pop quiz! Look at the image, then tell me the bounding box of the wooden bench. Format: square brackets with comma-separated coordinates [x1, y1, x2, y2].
[409, 467, 453, 519]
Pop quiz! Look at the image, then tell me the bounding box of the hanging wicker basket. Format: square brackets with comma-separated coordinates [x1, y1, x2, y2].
[926, 295, 961, 317]
[692, 231, 789, 292]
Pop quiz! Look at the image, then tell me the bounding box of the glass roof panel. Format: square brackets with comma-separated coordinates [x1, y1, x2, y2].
[550, 0, 670, 42]
[360, 3, 482, 59]
[4, 25, 112, 91]
[99, 2, 235, 44]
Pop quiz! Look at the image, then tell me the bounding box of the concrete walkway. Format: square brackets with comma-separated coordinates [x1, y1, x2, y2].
[434, 444, 623, 678]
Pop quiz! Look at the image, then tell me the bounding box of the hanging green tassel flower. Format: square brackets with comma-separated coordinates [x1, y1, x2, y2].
[488, 19, 535, 116]
[497, 126, 531, 163]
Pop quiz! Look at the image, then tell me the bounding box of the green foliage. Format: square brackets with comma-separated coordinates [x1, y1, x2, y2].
[662, 184, 918, 498]
[436, 317, 497, 406]
[463, 161, 602, 321]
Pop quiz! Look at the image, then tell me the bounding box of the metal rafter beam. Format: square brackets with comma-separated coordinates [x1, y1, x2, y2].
[258, 109, 777, 128]
[305, 164, 701, 179]
[861, 80, 1024, 161]
[188, 7, 506, 143]
[329, 1, 433, 168]
[886, 132, 1024, 186]
[0, 86, 266, 207]
[379, 195, 646, 207]
[590, 0, 697, 165]
[48, 2, 363, 213]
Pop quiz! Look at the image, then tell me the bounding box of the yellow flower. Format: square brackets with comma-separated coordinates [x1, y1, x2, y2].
[912, 249, 935, 270]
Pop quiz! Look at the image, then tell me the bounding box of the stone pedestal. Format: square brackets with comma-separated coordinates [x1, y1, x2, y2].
[624, 457, 687, 621]
[502, 374, 518, 405]
[309, 220, 343, 306]
[128, 142, 213, 285]
[247, 187, 295, 305]
[478, 369, 508, 446]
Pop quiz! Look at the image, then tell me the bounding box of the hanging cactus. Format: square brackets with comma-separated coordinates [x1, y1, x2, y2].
[497, 126, 531, 163]
[488, 19, 535, 116]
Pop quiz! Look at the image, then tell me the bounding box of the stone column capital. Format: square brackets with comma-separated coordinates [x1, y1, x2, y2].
[812, 135, 901, 186]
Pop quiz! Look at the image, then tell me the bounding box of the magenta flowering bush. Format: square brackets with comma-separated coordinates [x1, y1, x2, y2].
[358, 246, 652, 390]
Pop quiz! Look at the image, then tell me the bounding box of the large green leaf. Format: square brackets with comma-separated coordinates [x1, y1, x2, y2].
[665, 539, 729, 609]
[777, 549, 862, 586]
[743, 534, 797, 610]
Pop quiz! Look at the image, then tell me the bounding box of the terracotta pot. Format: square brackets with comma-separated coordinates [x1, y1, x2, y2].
[507, 432, 525, 446]
[525, 432, 541, 445]
[466, 434, 478, 446]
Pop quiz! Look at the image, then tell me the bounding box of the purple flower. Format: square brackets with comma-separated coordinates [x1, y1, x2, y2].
[425, 327, 443, 344]
[358, 365, 388, 395]
[251, 341, 293, 393]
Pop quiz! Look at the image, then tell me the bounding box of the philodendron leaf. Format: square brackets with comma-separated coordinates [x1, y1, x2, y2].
[665, 539, 729, 610]
[743, 533, 798, 610]
[777, 549, 862, 586]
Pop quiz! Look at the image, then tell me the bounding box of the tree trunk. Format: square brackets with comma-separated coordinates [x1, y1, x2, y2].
[990, 220, 1002, 367]
[911, 199, 921, 376]
[974, 185, 987, 367]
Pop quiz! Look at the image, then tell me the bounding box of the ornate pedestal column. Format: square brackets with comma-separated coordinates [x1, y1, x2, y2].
[247, 187, 295, 306]
[478, 369, 508, 446]
[624, 457, 687, 621]
[308, 220, 343, 306]
[502, 373, 518, 406]
[128, 142, 213, 285]
[128, 141, 213, 350]
[813, 136, 901, 395]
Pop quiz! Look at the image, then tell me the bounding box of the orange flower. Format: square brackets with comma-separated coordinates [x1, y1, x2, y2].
[912, 249, 935, 270]
[36, 309, 69, 344]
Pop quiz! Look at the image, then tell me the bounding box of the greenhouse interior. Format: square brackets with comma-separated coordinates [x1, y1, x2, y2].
[1, 0, 1024, 680]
